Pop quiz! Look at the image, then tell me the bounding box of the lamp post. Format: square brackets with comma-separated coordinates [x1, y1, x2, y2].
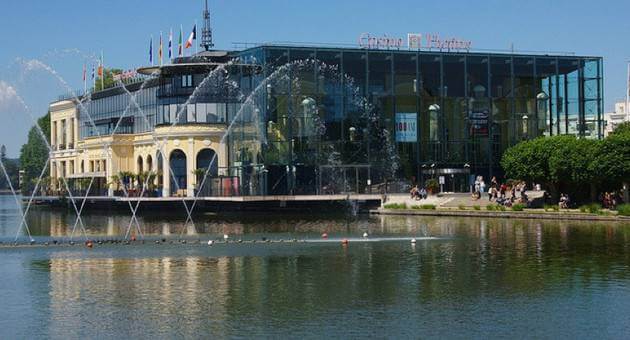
[522, 114, 529, 139]
[536, 91, 549, 136]
[348, 126, 357, 142]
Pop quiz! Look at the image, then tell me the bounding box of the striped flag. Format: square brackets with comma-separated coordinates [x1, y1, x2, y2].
[168, 28, 173, 60]
[178, 25, 183, 57]
[159, 32, 163, 66]
[185, 24, 196, 49]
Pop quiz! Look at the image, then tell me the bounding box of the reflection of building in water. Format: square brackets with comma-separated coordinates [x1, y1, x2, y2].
[47, 255, 233, 336]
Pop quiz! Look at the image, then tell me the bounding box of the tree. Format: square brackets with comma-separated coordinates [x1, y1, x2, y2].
[592, 130, 630, 202]
[19, 112, 50, 194]
[0, 144, 20, 190]
[94, 68, 123, 92]
[501, 136, 598, 201]
[611, 121, 630, 136]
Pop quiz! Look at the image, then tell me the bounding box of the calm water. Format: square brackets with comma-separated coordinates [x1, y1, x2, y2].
[1, 196, 630, 338]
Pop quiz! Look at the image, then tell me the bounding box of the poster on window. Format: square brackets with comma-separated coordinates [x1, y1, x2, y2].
[395, 113, 417, 142]
[469, 110, 489, 136]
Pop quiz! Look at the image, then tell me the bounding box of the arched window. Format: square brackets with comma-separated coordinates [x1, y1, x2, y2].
[169, 149, 187, 196]
[137, 156, 144, 173]
[146, 155, 153, 172]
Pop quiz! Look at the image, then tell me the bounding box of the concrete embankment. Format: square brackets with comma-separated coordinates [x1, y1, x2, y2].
[371, 208, 630, 222]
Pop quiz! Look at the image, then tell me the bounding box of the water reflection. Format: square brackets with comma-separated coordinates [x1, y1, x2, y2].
[2, 196, 630, 337]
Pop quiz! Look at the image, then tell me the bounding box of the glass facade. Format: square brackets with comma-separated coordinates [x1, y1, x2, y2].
[230, 46, 603, 194]
[75, 45, 603, 195]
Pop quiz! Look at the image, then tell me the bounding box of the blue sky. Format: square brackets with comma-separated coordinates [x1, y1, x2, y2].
[0, 0, 628, 156]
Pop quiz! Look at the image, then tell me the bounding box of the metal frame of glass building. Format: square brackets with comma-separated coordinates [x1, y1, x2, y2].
[233, 45, 603, 193]
[73, 45, 603, 195]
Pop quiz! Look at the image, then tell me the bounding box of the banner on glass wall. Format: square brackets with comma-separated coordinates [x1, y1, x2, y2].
[468, 110, 489, 136]
[395, 113, 417, 142]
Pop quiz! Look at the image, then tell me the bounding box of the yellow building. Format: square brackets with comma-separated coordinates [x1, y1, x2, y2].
[49, 94, 229, 198]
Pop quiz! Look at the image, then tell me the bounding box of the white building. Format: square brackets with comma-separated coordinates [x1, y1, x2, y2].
[604, 101, 630, 136]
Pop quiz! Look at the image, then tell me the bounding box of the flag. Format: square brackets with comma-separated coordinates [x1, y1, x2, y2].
[159, 32, 163, 66]
[99, 51, 104, 89]
[178, 25, 183, 57]
[168, 29, 173, 60]
[185, 24, 196, 49]
[82, 63, 87, 93]
[149, 36, 153, 65]
[97, 52, 103, 77]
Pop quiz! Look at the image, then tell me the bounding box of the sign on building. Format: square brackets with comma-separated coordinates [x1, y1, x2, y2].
[395, 113, 417, 142]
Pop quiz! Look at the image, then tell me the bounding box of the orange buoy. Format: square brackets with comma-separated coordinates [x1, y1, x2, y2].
[341, 238, 349, 245]
[131, 236, 136, 242]
[321, 233, 328, 239]
[86, 241, 93, 248]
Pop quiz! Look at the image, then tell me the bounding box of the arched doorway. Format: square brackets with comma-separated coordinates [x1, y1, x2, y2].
[196, 149, 218, 196]
[137, 155, 143, 173]
[169, 149, 187, 196]
[146, 155, 153, 173]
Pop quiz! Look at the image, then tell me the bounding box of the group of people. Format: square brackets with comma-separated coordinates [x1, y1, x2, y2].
[600, 192, 621, 210]
[472, 176, 529, 207]
[410, 185, 428, 200]
[559, 193, 571, 209]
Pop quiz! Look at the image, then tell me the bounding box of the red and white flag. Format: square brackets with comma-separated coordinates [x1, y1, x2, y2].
[185, 24, 196, 49]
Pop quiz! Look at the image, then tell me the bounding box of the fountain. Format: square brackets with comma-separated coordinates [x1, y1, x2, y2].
[1, 52, 401, 244]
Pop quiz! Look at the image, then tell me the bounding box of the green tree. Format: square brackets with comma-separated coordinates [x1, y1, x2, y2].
[19, 112, 50, 194]
[611, 121, 630, 136]
[94, 68, 123, 91]
[592, 130, 630, 202]
[0, 144, 20, 190]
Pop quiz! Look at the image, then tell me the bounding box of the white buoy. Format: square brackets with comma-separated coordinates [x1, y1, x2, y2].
[207, 240, 214, 246]
[411, 238, 417, 244]
[362, 232, 368, 238]
[223, 234, 229, 240]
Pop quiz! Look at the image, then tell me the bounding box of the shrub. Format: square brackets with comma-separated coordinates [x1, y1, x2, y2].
[473, 205, 481, 211]
[497, 205, 507, 211]
[420, 204, 436, 210]
[544, 204, 559, 212]
[579, 203, 601, 214]
[425, 178, 439, 193]
[617, 204, 630, 216]
[458, 204, 466, 210]
[384, 203, 407, 209]
[512, 203, 526, 211]
[486, 205, 495, 211]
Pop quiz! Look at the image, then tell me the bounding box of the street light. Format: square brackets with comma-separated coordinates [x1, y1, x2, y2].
[522, 114, 529, 138]
[536, 91, 549, 134]
[428, 104, 440, 142]
[348, 126, 357, 141]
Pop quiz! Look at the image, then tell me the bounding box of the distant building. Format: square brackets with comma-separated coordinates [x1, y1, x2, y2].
[604, 101, 630, 136]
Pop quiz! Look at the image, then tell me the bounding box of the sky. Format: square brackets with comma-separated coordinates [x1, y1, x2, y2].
[0, 0, 628, 157]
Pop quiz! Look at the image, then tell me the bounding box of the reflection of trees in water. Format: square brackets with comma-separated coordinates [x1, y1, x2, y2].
[16, 215, 630, 337]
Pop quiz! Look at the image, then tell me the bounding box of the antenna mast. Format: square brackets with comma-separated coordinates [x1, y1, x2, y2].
[201, 0, 214, 51]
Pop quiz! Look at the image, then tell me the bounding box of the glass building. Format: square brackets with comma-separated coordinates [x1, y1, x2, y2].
[75, 45, 604, 195]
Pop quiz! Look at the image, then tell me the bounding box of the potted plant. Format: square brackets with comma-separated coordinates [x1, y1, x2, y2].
[425, 178, 439, 194]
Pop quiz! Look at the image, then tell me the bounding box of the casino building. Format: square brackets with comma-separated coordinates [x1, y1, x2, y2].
[48, 6, 604, 197]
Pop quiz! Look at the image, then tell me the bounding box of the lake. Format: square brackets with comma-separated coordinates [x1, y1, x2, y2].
[1, 195, 630, 338]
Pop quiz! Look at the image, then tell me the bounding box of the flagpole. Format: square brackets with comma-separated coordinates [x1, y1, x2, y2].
[195, 20, 198, 54]
[83, 62, 87, 95]
[100, 51, 104, 90]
